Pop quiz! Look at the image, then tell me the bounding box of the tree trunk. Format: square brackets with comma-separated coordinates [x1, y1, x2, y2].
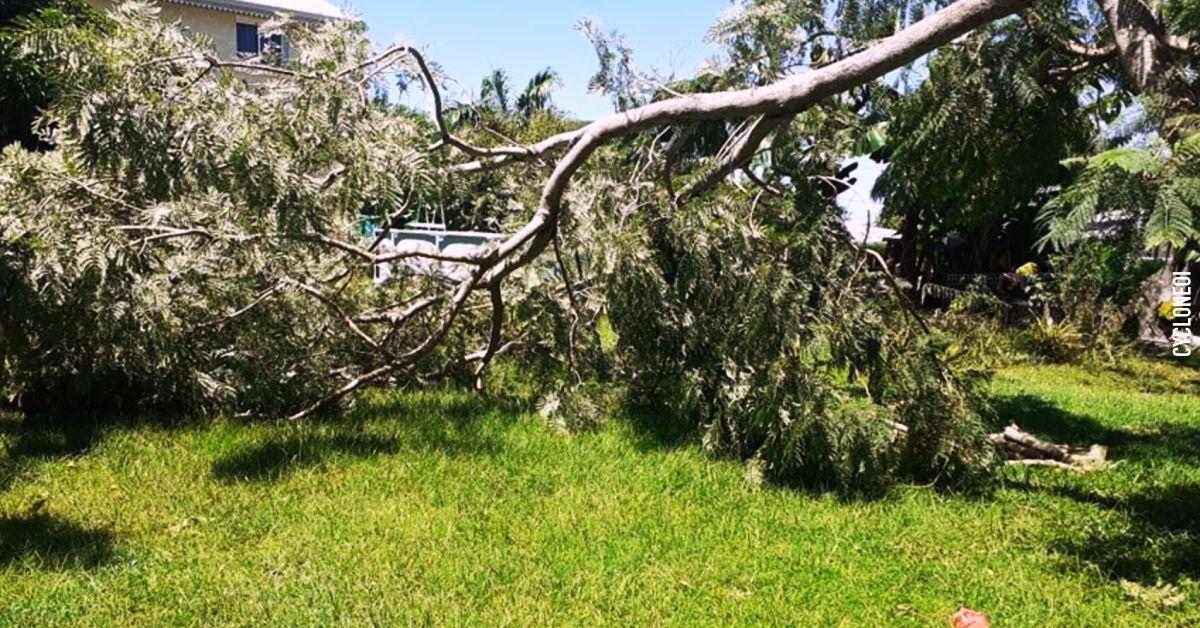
[1097, 0, 1171, 92]
[1137, 248, 1178, 343]
[897, 207, 922, 286]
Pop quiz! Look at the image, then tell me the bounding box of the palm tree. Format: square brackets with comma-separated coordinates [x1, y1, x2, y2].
[479, 68, 511, 116]
[478, 67, 560, 119]
[515, 67, 561, 118]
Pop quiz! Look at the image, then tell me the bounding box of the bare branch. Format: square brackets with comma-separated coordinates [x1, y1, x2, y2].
[552, 231, 583, 383]
[675, 114, 792, 204]
[742, 167, 782, 195]
[354, 295, 440, 324]
[862, 248, 930, 334]
[130, 227, 215, 246]
[472, 285, 506, 390]
[202, 53, 312, 78]
[1006, 459, 1085, 471]
[289, 266, 485, 419]
[193, 283, 285, 331]
[284, 278, 383, 351]
[447, 129, 581, 173]
[287, 362, 399, 420]
[402, 47, 544, 160]
[1046, 54, 1110, 82]
[300, 232, 493, 265]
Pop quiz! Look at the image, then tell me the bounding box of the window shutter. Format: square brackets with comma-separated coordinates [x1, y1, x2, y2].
[236, 23, 259, 56]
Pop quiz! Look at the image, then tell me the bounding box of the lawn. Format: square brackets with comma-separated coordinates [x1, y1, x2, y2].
[1, 356, 1198, 625]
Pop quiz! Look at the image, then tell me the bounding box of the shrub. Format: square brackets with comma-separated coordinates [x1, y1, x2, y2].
[1016, 316, 1085, 363]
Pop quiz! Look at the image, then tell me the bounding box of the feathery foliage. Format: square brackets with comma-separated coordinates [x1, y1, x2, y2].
[0, 4, 445, 414]
[1038, 133, 1200, 256]
[571, 182, 996, 492]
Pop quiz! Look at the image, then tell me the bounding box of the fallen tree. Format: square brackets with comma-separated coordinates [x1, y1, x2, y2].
[885, 419, 1108, 471]
[283, 0, 1038, 419]
[8, 0, 1176, 488]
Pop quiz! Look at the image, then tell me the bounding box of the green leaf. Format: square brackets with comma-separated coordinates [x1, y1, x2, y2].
[1175, 133, 1200, 161]
[1089, 147, 1160, 176]
[866, 124, 887, 153]
[1144, 184, 1198, 250]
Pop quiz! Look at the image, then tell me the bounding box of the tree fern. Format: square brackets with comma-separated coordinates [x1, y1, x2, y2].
[1037, 187, 1100, 250]
[1042, 133, 1199, 255]
[1144, 178, 1200, 249]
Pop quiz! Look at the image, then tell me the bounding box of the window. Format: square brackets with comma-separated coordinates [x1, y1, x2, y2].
[235, 23, 258, 57]
[236, 23, 288, 63]
[260, 33, 284, 60]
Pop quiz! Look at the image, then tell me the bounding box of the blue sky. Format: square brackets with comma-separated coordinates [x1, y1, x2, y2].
[348, 0, 729, 120]
[343, 0, 886, 227]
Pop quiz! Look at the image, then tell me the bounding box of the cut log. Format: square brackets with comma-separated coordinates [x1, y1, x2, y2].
[1000, 425, 1072, 462]
[1006, 459, 1083, 472]
[882, 420, 1107, 471]
[990, 424, 1107, 470]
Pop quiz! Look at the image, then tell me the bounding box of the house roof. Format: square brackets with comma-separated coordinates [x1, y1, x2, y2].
[166, 0, 348, 21]
[844, 219, 898, 245]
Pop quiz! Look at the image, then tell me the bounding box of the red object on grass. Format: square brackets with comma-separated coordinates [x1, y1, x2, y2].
[952, 607, 990, 628]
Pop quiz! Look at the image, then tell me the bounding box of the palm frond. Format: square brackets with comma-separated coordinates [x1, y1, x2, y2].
[515, 67, 560, 117]
[479, 68, 510, 114]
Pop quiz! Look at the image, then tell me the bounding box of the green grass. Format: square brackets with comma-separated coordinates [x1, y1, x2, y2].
[1, 356, 1198, 625]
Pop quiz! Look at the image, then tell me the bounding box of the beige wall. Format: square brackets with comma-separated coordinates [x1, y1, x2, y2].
[90, 1, 265, 59]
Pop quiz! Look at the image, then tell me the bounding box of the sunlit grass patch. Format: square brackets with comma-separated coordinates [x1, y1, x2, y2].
[0, 357, 1197, 625]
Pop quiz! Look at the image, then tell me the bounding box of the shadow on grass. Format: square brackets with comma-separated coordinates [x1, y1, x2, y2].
[212, 392, 511, 482]
[0, 420, 103, 461]
[211, 432, 401, 482]
[1052, 483, 1200, 583]
[0, 513, 116, 570]
[621, 404, 699, 452]
[355, 393, 508, 458]
[0, 415, 107, 492]
[997, 393, 1200, 583]
[0, 409, 208, 492]
[992, 394, 1200, 465]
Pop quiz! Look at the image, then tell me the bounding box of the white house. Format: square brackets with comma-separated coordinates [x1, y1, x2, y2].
[89, 0, 347, 60]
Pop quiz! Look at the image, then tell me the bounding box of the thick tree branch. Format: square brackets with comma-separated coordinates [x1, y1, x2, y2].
[1095, 0, 1169, 91]
[286, 0, 1032, 418]
[447, 130, 580, 173]
[472, 285, 506, 390]
[479, 0, 1031, 288]
[400, 47, 545, 160]
[1160, 32, 1193, 54]
[1046, 53, 1113, 82]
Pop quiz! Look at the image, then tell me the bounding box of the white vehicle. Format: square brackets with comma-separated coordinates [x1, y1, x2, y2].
[372, 222, 505, 284]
